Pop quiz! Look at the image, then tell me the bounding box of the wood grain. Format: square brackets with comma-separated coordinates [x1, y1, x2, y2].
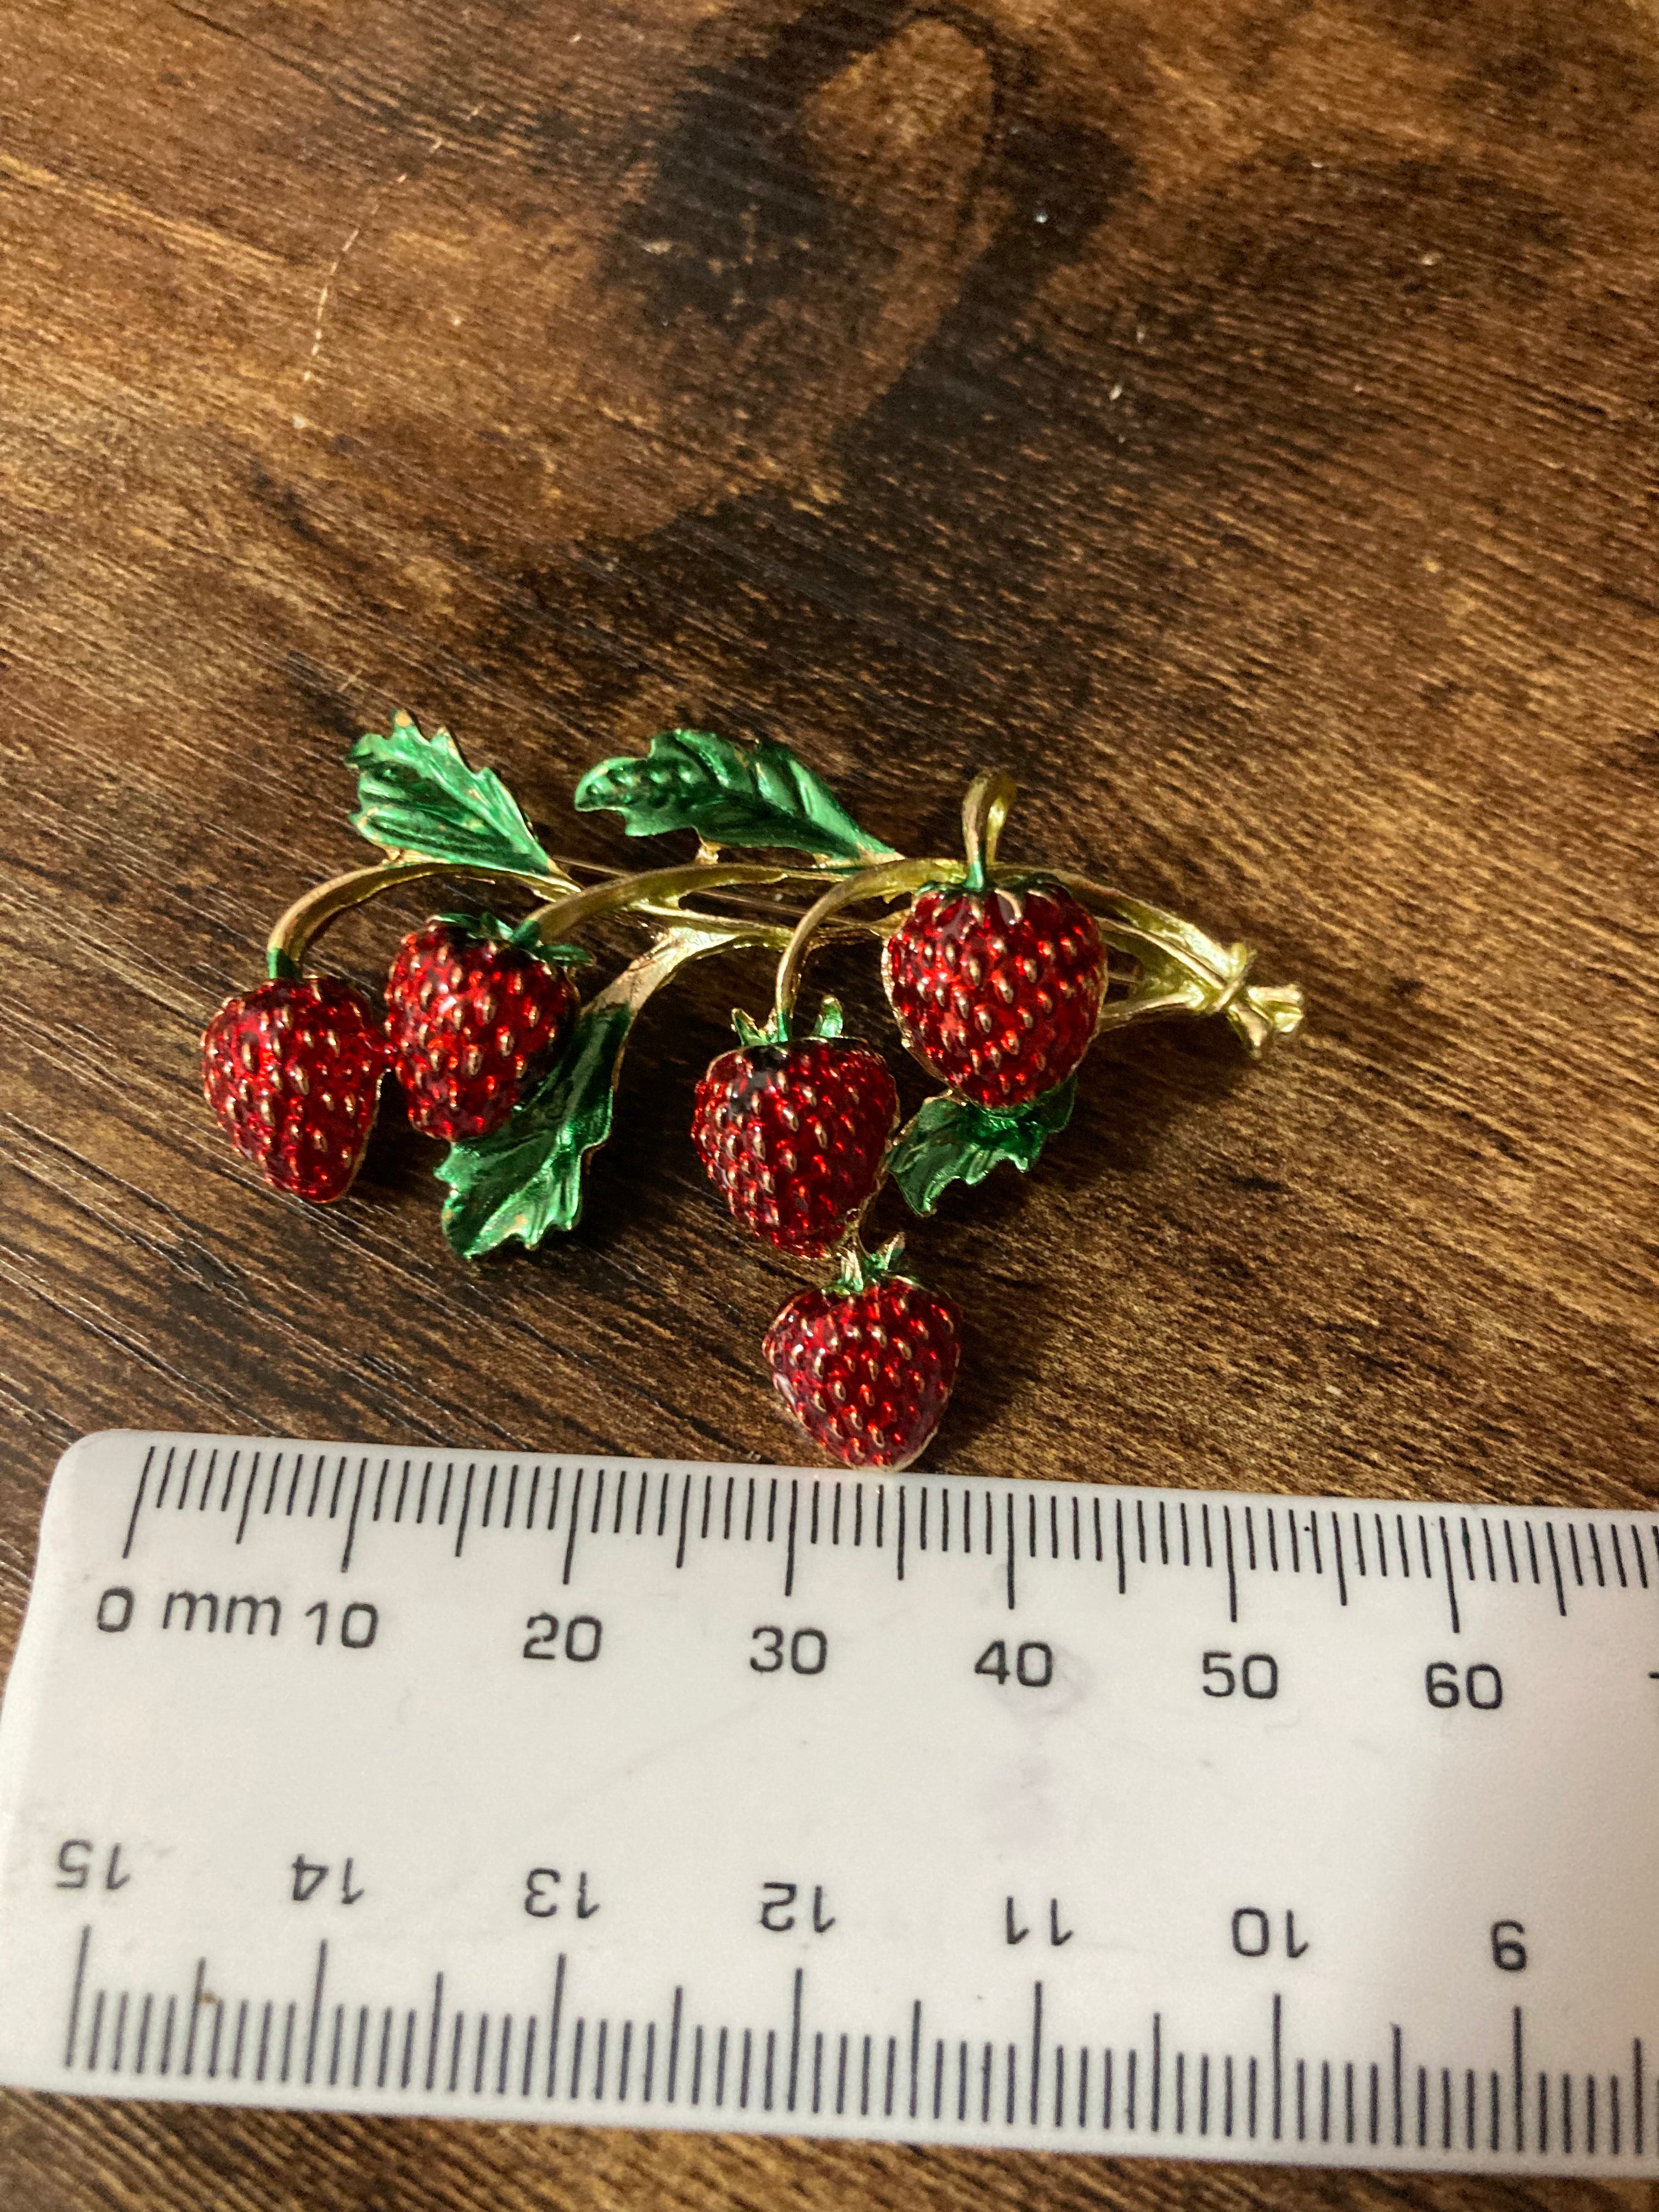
[2, 0, 1657, 2205]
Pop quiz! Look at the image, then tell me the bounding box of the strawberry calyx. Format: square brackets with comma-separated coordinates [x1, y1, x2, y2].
[822, 1232, 915, 1298]
[432, 910, 594, 966]
[730, 995, 846, 1049]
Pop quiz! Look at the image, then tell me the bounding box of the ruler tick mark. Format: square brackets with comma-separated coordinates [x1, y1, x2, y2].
[547, 1956, 567, 2099]
[341, 1461, 366, 1574]
[590, 1469, 606, 1537]
[562, 1470, 585, 1584]
[675, 1474, 691, 1571]
[1438, 1520, 1461, 1636]
[1006, 1491, 1017, 1612]
[121, 1442, 153, 1566]
[896, 1486, 906, 1584]
[1115, 1498, 1126, 1597]
[63, 1925, 89, 2068]
[1223, 1508, 1239, 1624]
[454, 1465, 476, 1559]
[786, 1482, 799, 1596]
[425, 1973, 444, 2092]
[1545, 1523, 1568, 1616]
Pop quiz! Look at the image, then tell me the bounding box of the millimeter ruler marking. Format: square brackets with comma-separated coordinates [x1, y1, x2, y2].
[2, 1430, 1657, 2173]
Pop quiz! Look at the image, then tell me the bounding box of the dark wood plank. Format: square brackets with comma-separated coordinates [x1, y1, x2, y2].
[3, 0, 1657, 2205]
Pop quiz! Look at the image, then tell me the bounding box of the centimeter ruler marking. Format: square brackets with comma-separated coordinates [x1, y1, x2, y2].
[116, 1440, 1647, 1627]
[50, 1928, 1649, 2160]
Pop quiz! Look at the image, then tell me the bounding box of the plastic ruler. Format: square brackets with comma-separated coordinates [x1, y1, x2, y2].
[1, 1428, 1656, 2175]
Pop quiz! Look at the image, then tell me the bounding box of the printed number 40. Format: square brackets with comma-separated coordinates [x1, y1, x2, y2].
[975, 1640, 1053, 1688]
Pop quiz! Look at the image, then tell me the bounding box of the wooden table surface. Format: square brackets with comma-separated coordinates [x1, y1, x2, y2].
[3, 0, 1657, 2205]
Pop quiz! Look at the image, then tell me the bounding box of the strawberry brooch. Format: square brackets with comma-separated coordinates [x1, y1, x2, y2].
[204, 720, 1304, 1470]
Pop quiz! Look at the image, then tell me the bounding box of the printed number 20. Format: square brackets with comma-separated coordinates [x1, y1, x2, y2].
[523, 1614, 603, 1662]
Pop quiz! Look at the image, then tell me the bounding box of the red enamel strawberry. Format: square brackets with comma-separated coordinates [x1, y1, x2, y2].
[764, 1243, 961, 1470]
[202, 977, 388, 1203]
[386, 916, 582, 1143]
[692, 1007, 898, 1258]
[883, 882, 1106, 1108]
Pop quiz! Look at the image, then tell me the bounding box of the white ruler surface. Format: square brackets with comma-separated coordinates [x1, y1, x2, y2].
[1, 1430, 1657, 2175]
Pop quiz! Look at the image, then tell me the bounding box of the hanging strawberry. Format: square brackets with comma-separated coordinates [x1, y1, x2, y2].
[201, 978, 388, 1203]
[882, 881, 1107, 1107]
[763, 1240, 961, 1471]
[691, 1002, 898, 1257]
[385, 916, 585, 1143]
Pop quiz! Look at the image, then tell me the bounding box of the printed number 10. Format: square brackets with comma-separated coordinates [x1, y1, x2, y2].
[303, 1601, 379, 1649]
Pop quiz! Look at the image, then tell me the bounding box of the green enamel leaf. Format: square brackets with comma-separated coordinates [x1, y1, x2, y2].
[350, 712, 554, 876]
[436, 1000, 634, 1257]
[574, 729, 898, 861]
[887, 1077, 1077, 1217]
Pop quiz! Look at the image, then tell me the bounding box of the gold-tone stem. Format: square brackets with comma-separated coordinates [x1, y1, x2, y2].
[961, 768, 1018, 891]
[1048, 874, 1305, 1056]
[772, 857, 947, 1030]
[268, 854, 908, 978]
[269, 857, 578, 977]
[524, 861, 815, 947]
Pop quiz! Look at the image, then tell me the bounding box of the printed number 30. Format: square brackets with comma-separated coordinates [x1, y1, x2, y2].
[751, 1627, 828, 1674]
